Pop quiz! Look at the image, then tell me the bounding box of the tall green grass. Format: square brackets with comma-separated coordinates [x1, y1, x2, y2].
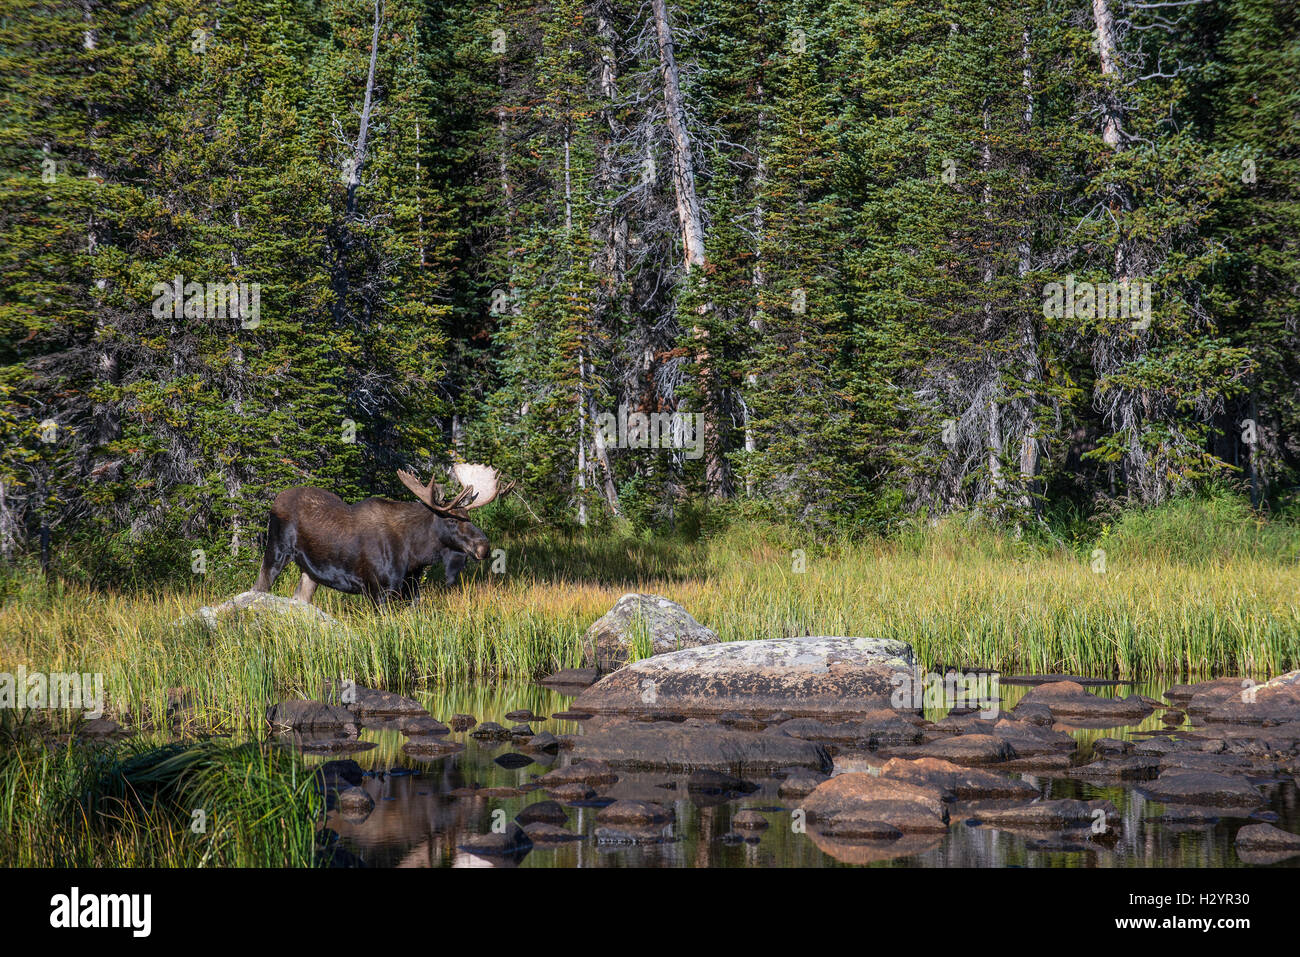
[0, 718, 324, 867]
[1, 499, 1296, 733]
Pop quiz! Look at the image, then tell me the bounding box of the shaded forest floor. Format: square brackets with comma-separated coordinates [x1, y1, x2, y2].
[1, 495, 1297, 734]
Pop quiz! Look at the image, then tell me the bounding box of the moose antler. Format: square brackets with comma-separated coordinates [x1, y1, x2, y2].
[450, 463, 516, 509]
[397, 469, 475, 513]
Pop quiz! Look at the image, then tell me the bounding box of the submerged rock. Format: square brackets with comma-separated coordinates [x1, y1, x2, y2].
[537, 760, 620, 788]
[448, 714, 477, 732]
[266, 699, 357, 733]
[571, 719, 833, 773]
[573, 636, 915, 719]
[799, 773, 948, 833]
[1235, 823, 1300, 852]
[516, 800, 569, 827]
[1139, 769, 1263, 808]
[1187, 671, 1300, 725]
[879, 757, 1039, 802]
[597, 800, 674, 826]
[459, 823, 533, 858]
[583, 593, 721, 671]
[1014, 681, 1153, 721]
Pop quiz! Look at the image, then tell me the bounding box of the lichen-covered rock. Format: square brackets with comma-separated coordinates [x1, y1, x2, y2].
[192, 591, 335, 630]
[573, 636, 915, 719]
[583, 593, 720, 671]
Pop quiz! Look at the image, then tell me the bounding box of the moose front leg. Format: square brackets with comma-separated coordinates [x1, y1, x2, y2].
[442, 549, 468, 586]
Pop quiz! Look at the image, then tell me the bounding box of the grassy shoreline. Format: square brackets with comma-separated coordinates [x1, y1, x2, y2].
[2, 504, 1297, 734]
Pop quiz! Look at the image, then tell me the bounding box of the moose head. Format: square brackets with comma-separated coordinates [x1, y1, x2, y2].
[396, 464, 516, 562]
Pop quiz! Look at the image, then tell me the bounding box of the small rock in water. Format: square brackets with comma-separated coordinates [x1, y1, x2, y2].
[1235, 822, 1300, 852]
[732, 809, 770, 831]
[540, 668, 601, 688]
[525, 730, 560, 753]
[522, 822, 583, 843]
[509, 723, 535, 737]
[459, 823, 533, 857]
[266, 700, 358, 734]
[506, 709, 539, 722]
[337, 786, 374, 821]
[687, 769, 755, 796]
[516, 800, 569, 826]
[399, 714, 450, 736]
[1140, 769, 1263, 808]
[537, 760, 619, 787]
[597, 800, 673, 826]
[548, 783, 597, 802]
[471, 721, 511, 740]
[1093, 737, 1131, 756]
[401, 738, 466, 757]
[778, 770, 828, 799]
[448, 714, 477, 732]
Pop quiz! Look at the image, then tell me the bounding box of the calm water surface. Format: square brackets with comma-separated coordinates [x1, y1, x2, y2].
[309, 680, 1300, 868]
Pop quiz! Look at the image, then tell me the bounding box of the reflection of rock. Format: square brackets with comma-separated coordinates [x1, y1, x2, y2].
[1139, 769, 1263, 808]
[804, 828, 944, 865]
[571, 719, 833, 773]
[574, 636, 914, 718]
[192, 590, 335, 630]
[1014, 681, 1153, 721]
[768, 713, 924, 748]
[583, 593, 720, 671]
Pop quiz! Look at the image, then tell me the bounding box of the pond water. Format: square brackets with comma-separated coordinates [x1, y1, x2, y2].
[307, 680, 1300, 868]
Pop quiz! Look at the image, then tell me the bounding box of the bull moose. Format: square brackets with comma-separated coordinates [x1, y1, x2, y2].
[251, 464, 513, 605]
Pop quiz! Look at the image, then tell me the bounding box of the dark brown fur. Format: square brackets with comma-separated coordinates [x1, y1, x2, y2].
[251, 487, 490, 605]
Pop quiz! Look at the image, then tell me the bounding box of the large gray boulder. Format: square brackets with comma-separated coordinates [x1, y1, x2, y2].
[572, 636, 915, 718]
[194, 591, 335, 630]
[583, 593, 720, 671]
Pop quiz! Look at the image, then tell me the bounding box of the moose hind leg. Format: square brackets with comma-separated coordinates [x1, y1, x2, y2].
[293, 572, 318, 604]
[253, 516, 292, 593]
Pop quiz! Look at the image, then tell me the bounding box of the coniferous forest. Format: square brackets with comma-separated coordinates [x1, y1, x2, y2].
[1, 0, 1297, 580]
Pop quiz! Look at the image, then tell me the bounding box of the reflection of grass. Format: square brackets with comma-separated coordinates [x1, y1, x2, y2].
[1, 512, 1296, 733]
[0, 720, 323, 867]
